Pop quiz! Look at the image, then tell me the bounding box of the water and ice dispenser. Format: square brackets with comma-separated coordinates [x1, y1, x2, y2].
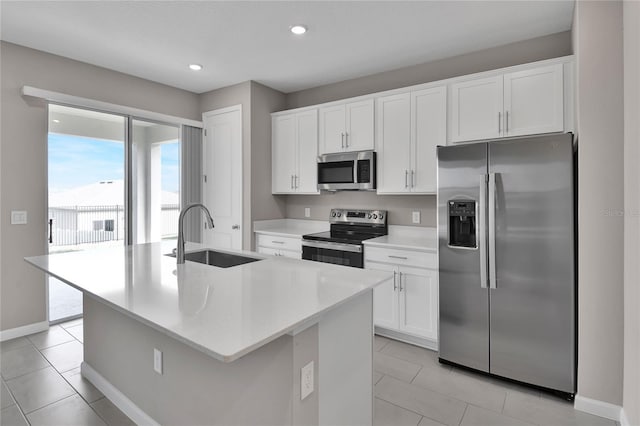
[448, 200, 477, 248]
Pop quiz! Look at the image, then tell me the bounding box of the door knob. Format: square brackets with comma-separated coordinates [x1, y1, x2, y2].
[232, 224, 240, 230]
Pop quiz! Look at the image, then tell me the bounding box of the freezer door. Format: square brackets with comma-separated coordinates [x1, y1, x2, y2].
[488, 134, 575, 393]
[437, 143, 489, 372]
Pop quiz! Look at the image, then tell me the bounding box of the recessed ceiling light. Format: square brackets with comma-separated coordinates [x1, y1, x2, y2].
[189, 64, 203, 71]
[290, 25, 307, 35]
[52, 119, 60, 123]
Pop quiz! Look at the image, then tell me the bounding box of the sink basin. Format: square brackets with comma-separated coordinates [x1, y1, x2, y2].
[168, 250, 262, 268]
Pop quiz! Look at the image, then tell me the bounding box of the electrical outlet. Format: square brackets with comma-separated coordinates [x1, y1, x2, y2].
[11, 210, 27, 225]
[154, 348, 163, 374]
[304, 207, 311, 218]
[412, 211, 421, 224]
[301, 361, 314, 400]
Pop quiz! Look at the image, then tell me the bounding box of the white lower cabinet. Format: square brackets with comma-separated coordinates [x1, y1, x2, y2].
[255, 234, 302, 259]
[366, 247, 438, 344]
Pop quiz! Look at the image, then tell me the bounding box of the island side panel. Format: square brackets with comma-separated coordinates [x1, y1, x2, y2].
[82, 296, 295, 425]
[318, 290, 374, 426]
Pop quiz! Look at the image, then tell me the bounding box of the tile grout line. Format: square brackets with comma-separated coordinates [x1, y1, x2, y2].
[457, 403, 469, 426]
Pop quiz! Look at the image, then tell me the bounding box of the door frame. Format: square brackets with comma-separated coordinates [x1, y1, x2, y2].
[201, 104, 243, 250]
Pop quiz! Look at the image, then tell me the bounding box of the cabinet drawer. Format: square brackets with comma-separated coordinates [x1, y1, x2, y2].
[256, 234, 301, 252]
[365, 246, 436, 269]
[257, 246, 301, 259]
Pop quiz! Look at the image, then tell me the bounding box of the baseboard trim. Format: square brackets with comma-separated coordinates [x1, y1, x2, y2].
[374, 327, 438, 351]
[620, 408, 630, 426]
[81, 362, 159, 426]
[574, 394, 622, 422]
[0, 321, 49, 342]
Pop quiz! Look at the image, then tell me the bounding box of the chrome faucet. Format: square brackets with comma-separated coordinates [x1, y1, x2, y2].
[177, 203, 215, 264]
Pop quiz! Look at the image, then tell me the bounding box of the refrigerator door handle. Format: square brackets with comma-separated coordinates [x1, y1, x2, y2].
[479, 174, 488, 289]
[489, 172, 497, 289]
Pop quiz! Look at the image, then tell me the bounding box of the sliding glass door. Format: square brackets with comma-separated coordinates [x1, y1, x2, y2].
[47, 105, 181, 323]
[48, 105, 126, 322]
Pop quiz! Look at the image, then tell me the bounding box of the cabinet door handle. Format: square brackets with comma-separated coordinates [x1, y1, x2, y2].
[389, 255, 408, 260]
[411, 170, 415, 188]
[505, 111, 509, 133]
[405, 170, 409, 188]
[271, 240, 285, 244]
[393, 271, 398, 291]
[399, 272, 403, 291]
[498, 112, 502, 134]
[345, 132, 349, 148]
[291, 175, 294, 189]
[341, 132, 345, 148]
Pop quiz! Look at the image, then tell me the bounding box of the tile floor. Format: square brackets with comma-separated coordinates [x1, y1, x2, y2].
[373, 335, 618, 426]
[0, 319, 134, 426]
[0, 322, 619, 426]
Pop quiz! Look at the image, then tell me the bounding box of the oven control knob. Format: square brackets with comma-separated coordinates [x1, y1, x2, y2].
[368, 214, 372, 219]
[379, 214, 384, 220]
[373, 214, 378, 219]
[337, 212, 341, 217]
[331, 212, 336, 217]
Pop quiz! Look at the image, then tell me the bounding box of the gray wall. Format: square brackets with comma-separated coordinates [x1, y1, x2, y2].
[287, 193, 436, 227]
[623, 1, 640, 424]
[283, 31, 572, 226]
[0, 41, 200, 332]
[199, 81, 287, 250]
[250, 82, 287, 242]
[286, 31, 572, 109]
[573, 1, 624, 406]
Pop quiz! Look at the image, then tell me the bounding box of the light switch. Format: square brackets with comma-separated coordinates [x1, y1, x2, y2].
[11, 210, 27, 225]
[304, 208, 311, 218]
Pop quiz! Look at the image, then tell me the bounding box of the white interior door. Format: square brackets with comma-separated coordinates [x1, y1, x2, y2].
[202, 105, 242, 249]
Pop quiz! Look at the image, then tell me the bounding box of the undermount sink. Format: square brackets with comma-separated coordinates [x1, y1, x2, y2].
[168, 250, 263, 268]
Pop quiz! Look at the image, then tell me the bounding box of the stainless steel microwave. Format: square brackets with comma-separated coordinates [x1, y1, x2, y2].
[317, 151, 376, 191]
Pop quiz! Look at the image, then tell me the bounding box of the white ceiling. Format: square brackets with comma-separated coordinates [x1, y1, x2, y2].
[1, 1, 574, 94]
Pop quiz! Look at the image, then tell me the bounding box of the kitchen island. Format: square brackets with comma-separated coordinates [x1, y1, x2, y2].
[25, 243, 392, 426]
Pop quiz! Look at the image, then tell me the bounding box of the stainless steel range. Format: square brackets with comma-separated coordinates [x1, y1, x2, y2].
[302, 208, 387, 268]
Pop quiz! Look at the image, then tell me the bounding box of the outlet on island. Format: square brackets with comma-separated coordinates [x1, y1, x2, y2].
[301, 361, 314, 400]
[154, 348, 163, 375]
[412, 211, 421, 224]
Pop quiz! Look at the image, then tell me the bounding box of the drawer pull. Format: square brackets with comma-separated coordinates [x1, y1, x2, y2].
[388, 255, 408, 260]
[271, 241, 285, 244]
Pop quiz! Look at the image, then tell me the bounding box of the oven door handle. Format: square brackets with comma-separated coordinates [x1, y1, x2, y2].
[301, 239, 363, 253]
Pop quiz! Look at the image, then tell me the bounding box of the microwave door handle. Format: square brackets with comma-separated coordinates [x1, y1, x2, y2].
[353, 160, 358, 183]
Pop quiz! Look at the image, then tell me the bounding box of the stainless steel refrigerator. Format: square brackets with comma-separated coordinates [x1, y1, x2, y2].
[437, 133, 576, 398]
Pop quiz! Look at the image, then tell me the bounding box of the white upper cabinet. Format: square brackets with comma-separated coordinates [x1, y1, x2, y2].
[377, 86, 446, 194]
[318, 105, 346, 154]
[272, 109, 319, 194]
[503, 63, 564, 137]
[411, 87, 447, 193]
[376, 93, 412, 193]
[319, 99, 374, 154]
[449, 63, 564, 144]
[449, 75, 504, 143]
[272, 114, 297, 193]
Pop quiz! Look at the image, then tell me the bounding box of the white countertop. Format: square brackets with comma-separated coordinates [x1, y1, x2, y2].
[253, 219, 329, 238]
[25, 243, 391, 363]
[364, 226, 438, 252]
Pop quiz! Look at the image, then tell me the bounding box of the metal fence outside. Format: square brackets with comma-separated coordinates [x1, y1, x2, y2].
[48, 204, 179, 246]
